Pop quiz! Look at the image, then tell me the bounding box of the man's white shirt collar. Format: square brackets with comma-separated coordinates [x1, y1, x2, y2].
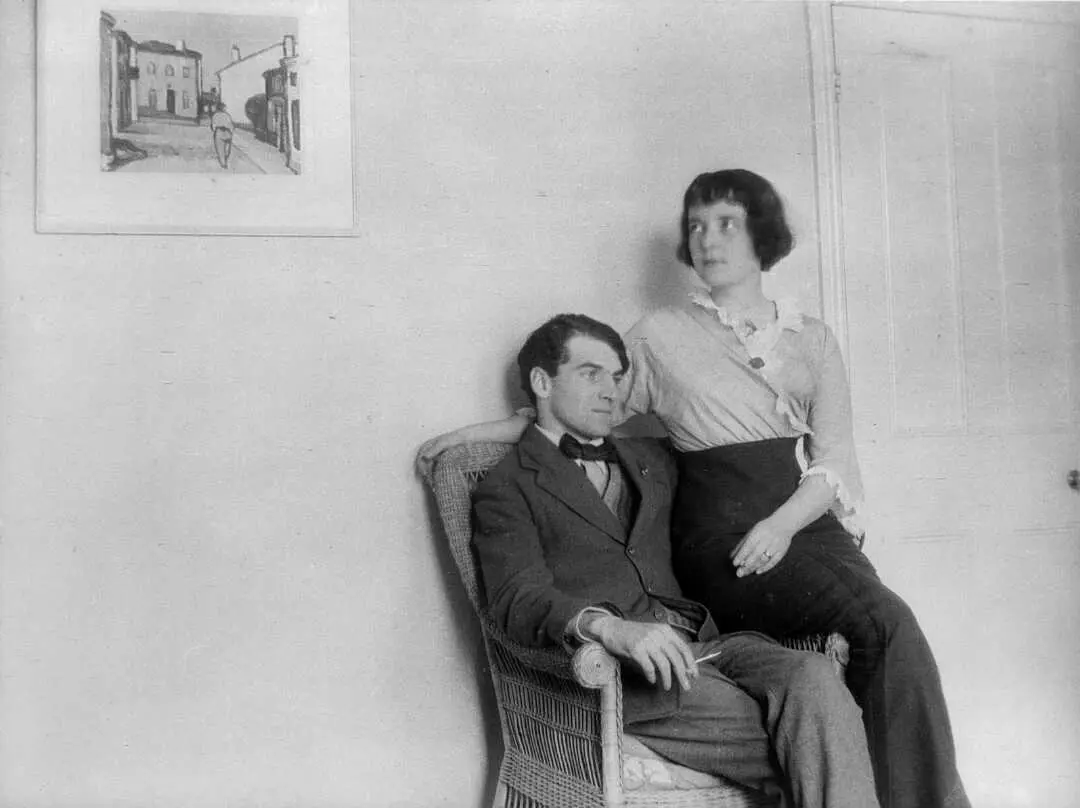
[535, 424, 605, 448]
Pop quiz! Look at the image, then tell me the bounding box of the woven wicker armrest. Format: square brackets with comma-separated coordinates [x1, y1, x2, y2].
[781, 632, 851, 676]
[571, 642, 620, 689]
[481, 614, 619, 687]
[483, 624, 577, 679]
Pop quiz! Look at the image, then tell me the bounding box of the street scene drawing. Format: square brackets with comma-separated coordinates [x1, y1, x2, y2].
[100, 10, 301, 174]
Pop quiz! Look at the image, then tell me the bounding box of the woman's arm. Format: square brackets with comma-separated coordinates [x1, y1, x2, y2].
[733, 323, 862, 576]
[415, 409, 533, 476]
[801, 330, 865, 530]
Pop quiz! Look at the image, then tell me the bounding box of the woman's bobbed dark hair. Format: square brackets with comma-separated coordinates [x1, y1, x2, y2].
[676, 169, 794, 272]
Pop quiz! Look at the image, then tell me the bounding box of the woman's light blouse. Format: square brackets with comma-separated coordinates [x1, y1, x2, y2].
[622, 293, 864, 536]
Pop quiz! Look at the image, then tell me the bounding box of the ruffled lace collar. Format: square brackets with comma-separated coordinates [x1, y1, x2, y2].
[690, 291, 811, 434]
[688, 291, 804, 336]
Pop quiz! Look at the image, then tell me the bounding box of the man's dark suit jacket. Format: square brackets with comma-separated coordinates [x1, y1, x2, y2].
[472, 425, 721, 723]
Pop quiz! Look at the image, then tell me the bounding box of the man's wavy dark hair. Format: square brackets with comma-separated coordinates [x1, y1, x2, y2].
[517, 314, 628, 406]
[676, 169, 795, 272]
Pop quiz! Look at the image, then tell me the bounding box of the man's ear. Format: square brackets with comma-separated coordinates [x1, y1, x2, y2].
[530, 367, 552, 401]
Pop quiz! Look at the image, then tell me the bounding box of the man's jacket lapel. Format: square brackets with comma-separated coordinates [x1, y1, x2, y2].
[613, 438, 662, 548]
[519, 427, 627, 544]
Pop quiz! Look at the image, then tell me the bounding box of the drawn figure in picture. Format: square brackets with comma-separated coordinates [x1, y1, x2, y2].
[210, 102, 235, 168]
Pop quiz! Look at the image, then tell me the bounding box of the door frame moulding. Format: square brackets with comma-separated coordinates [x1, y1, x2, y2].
[805, 2, 848, 355]
[809, 0, 1080, 397]
[826, 1, 1080, 27]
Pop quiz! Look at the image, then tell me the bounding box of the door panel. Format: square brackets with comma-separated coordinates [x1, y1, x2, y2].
[833, 6, 1080, 805]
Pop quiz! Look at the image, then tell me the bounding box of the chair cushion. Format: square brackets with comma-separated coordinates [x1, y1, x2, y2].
[622, 733, 730, 791]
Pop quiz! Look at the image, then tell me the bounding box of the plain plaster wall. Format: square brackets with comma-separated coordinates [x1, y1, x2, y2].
[0, 1, 824, 806]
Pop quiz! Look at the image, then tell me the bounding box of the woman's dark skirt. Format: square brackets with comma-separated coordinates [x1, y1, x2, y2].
[671, 437, 970, 808]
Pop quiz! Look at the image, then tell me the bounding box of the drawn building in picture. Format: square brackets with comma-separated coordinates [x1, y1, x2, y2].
[213, 42, 281, 132]
[263, 35, 302, 173]
[111, 29, 139, 131]
[98, 10, 301, 175]
[100, 11, 140, 167]
[100, 12, 115, 161]
[138, 39, 201, 118]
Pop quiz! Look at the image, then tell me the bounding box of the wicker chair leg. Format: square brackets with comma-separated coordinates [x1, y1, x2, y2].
[492, 780, 508, 808]
[598, 682, 623, 807]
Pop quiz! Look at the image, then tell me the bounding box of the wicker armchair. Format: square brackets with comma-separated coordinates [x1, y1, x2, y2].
[423, 441, 851, 808]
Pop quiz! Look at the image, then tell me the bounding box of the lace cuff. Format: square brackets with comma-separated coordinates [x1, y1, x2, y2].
[800, 465, 865, 539]
[566, 606, 615, 644]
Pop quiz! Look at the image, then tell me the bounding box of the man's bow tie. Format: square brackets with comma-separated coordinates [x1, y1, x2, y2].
[559, 433, 618, 463]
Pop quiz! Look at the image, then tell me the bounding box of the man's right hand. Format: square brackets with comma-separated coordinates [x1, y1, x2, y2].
[587, 615, 699, 692]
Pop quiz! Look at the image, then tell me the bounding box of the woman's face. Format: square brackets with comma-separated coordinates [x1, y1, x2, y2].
[686, 199, 762, 291]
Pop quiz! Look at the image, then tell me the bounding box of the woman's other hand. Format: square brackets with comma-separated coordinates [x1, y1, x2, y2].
[730, 517, 794, 577]
[730, 473, 836, 576]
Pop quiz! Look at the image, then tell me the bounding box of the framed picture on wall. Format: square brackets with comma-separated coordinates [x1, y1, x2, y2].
[36, 0, 357, 235]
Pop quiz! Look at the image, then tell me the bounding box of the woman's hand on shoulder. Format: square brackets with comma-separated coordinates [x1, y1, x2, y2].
[415, 431, 467, 477]
[415, 409, 536, 477]
[730, 517, 795, 577]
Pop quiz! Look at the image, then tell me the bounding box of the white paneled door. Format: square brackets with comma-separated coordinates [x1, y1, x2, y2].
[832, 6, 1080, 806]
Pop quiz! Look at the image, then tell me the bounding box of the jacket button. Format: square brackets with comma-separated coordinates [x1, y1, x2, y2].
[653, 608, 665, 620]
[628, 547, 636, 555]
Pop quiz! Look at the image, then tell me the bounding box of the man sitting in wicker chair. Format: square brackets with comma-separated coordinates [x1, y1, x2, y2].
[467, 314, 878, 808]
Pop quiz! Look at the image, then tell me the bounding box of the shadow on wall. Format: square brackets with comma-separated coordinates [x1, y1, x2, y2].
[643, 231, 690, 313]
[621, 230, 687, 439]
[420, 341, 522, 804]
[501, 354, 529, 415]
[418, 482, 504, 808]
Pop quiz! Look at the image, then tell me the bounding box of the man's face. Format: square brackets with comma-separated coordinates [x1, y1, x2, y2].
[535, 334, 624, 441]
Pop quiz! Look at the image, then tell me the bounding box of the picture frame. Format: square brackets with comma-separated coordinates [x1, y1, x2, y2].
[36, 0, 357, 236]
